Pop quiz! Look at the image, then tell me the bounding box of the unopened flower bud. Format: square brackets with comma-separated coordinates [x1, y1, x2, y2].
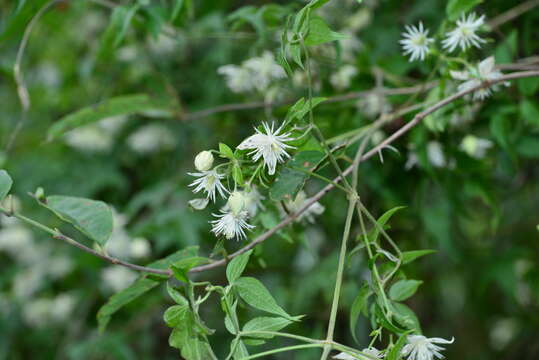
[460, 135, 478, 157]
[228, 191, 245, 215]
[194, 151, 214, 171]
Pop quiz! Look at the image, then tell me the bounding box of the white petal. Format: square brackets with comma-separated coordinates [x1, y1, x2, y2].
[449, 70, 470, 81]
[478, 56, 495, 77]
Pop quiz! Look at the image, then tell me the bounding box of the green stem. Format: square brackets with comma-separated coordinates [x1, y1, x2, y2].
[1, 207, 58, 236]
[0, 207, 171, 276]
[301, 37, 353, 194]
[355, 202, 392, 316]
[242, 344, 323, 360]
[289, 166, 350, 194]
[240, 331, 319, 344]
[247, 163, 263, 186]
[320, 199, 356, 360]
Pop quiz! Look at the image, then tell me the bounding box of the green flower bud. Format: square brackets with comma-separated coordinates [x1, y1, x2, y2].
[228, 191, 245, 215]
[194, 151, 214, 171]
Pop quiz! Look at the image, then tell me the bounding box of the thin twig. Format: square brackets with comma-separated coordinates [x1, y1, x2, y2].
[0, 207, 171, 276]
[6, 0, 64, 152]
[487, 0, 539, 30]
[183, 82, 437, 121]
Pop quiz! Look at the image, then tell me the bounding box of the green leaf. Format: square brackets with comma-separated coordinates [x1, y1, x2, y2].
[518, 78, 539, 96]
[164, 304, 190, 327]
[304, 16, 347, 46]
[372, 206, 406, 243]
[168, 309, 217, 360]
[231, 338, 249, 359]
[115, 4, 140, 47]
[269, 151, 325, 201]
[494, 30, 518, 64]
[516, 137, 539, 158]
[446, 0, 483, 21]
[243, 339, 266, 346]
[520, 99, 539, 127]
[97, 277, 159, 332]
[47, 94, 176, 141]
[350, 282, 371, 343]
[386, 331, 410, 360]
[178, 333, 216, 360]
[0, 0, 49, 42]
[401, 250, 436, 264]
[167, 282, 189, 306]
[0, 170, 13, 202]
[389, 280, 423, 301]
[242, 317, 293, 338]
[97, 5, 137, 59]
[232, 165, 244, 186]
[490, 113, 511, 151]
[170, 0, 186, 21]
[286, 97, 327, 123]
[374, 303, 406, 334]
[392, 302, 422, 333]
[226, 250, 253, 284]
[219, 143, 235, 159]
[44, 195, 113, 245]
[234, 277, 295, 320]
[171, 256, 209, 283]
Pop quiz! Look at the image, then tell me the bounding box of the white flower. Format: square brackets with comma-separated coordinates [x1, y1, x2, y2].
[243, 51, 286, 91]
[64, 116, 126, 153]
[427, 141, 447, 168]
[333, 347, 383, 360]
[188, 169, 228, 202]
[357, 93, 392, 119]
[399, 22, 434, 62]
[401, 335, 454, 360]
[340, 30, 363, 62]
[126, 124, 177, 154]
[242, 186, 265, 217]
[50, 294, 76, 322]
[459, 135, 493, 159]
[23, 298, 54, 327]
[450, 56, 506, 100]
[442, 12, 486, 52]
[218, 52, 286, 93]
[210, 210, 253, 240]
[237, 122, 295, 175]
[194, 150, 214, 171]
[64, 126, 113, 153]
[405, 150, 419, 170]
[282, 191, 325, 223]
[147, 33, 179, 56]
[105, 210, 132, 260]
[218, 64, 254, 93]
[188, 198, 210, 210]
[230, 191, 249, 213]
[101, 266, 138, 292]
[330, 64, 358, 90]
[130, 237, 151, 259]
[0, 225, 34, 257]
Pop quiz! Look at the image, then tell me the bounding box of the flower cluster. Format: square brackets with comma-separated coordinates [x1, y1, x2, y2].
[218, 51, 286, 93]
[450, 56, 508, 100]
[399, 12, 486, 63]
[188, 121, 300, 240]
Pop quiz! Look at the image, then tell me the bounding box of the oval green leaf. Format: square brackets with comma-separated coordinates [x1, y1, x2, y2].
[45, 195, 113, 245]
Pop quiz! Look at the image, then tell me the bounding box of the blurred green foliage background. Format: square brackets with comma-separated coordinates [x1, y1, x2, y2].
[1, 0, 539, 359]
